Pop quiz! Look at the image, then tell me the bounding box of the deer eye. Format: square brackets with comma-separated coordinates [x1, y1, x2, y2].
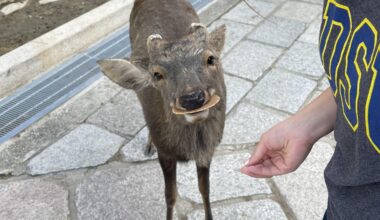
[154, 72, 163, 81]
[207, 55, 216, 65]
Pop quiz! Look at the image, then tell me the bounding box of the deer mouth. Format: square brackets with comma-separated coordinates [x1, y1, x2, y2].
[171, 89, 220, 123]
[183, 109, 210, 123]
[172, 94, 220, 115]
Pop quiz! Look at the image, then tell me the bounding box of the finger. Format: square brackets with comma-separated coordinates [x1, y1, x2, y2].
[240, 165, 273, 178]
[240, 166, 272, 178]
[245, 141, 268, 167]
[242, 159, 284, 177]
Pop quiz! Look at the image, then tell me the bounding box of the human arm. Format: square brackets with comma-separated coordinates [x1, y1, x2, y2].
[240, 88, 337, 178]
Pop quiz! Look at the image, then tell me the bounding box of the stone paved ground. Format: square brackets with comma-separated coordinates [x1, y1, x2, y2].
[0, 0, 336, 219]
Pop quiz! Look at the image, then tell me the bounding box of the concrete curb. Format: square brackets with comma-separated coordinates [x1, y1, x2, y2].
[0, 0, 134, 99]
[0, 0, 239, 99]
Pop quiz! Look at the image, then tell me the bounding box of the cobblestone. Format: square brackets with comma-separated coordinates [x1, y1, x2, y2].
[299, 17, 322, 45]
[223, 40, 283, 81]
[274, 1, 322, 23]
[248, 16, 306, 48]
[246, 68, 317, 113]
[319, 76, 330, 91]
[0, 179, 69, 220]
[209, 19, 255, 55]
[75, 163, 168, 220]
[276, 41, 325, 79]
[188, 200, 287, 220]
[221, 101, 285, 145]
[273, 141, 333, 220]
[121, 126, 158, 162]
[177, 153, 271, 203]
[221, 0, 276, 26]
[87, 90, 145, 137]
[27, 124, 124, 175]
[224, 74, 253, 113]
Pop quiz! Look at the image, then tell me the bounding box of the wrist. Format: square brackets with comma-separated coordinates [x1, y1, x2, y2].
[289, 89, 337, 143]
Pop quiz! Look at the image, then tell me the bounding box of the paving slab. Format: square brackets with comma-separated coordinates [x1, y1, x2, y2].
[221, 101, 285, 146]
[87, 89, 145, 137]
[0, 77, 121, 175]
[299, 17, 322, 45]
[188, 200, 287, 220]
[263, 0, 286, 5]
[306, 89, 323, 106]
[276, 41, 325, 79]
[27, 124, 124, 175]
[177, 152, 271, 203]
[222, 0, 276, 26]
[121, 126, 158, 162]
[248, 16, 306, 48]
[273, 141, 334, 220]
[75, 162, 168, 220]
[246, 68, 317, 113]
[297, 0, 323, 5]
[321, 132, 336, 147]
[0, 179, 69, 220]
[274, 1, 322, 23]
[319, 76, 330, 91]
[224, 74, 253, 113]
[223, 40, 283, 81]
[209, 19, 255, 55]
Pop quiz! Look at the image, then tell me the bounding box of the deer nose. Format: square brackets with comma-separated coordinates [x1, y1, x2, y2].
[179, 90, 205, 111]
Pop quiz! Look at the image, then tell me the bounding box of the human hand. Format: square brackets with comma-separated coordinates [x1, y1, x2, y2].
[241, 89, 337, 178]
[240, 118, 314, 178]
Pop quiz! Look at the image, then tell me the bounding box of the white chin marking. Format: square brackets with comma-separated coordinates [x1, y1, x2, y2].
[184, 109, 209, 123]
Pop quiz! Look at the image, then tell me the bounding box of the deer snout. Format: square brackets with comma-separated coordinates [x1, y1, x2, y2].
[178, 89, 207, 111]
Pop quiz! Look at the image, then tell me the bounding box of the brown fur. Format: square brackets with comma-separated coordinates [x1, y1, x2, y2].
[98, 0, 226, 219]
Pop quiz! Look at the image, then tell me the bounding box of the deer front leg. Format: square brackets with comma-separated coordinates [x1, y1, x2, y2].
[144, 133, 156, 156]
[158, 154, 177, 220]
[196, 163, 213, 220]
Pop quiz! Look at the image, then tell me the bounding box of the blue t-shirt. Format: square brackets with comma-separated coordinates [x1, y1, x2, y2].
[320, 0, 380, 219]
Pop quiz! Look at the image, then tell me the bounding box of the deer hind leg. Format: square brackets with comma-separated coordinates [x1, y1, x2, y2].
[144, 133, 156, 156]
[196, 163, 213, 220]
[158, 154, 177, 220]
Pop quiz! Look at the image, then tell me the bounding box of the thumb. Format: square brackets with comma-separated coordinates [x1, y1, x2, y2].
[245, 141, 267, 167]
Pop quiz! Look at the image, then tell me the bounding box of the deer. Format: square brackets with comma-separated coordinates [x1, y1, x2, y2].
[98, 0, 226, 219]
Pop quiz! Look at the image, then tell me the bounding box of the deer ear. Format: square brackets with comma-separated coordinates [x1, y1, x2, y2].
[208, 24, 226, 55]
[97, 59, 152, 91]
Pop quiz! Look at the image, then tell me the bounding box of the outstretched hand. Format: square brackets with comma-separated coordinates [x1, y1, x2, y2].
[240, 120, 314, 178]
[240, 89, 337, 178]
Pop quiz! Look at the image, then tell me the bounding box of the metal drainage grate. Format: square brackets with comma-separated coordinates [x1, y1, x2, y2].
[0, 56, 101, 144]
[0, 0, 212, 145]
